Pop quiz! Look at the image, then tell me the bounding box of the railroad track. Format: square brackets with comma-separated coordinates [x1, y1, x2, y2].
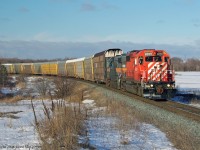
[109, 86, 200, 122]
[73, 78, 200, 123]
[161, 100, 200, 122]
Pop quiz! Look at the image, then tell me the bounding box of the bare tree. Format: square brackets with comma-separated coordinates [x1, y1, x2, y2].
[171, 57, 184, 71]
[171, 57, 200, 71]
[53, 77, 76, 100]
[35, 77, 51, 97]
[185, 58, 200, 71]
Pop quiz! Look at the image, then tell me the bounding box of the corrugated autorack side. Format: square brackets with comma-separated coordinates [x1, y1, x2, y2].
[41, 62, 58, 75]
[2, 48, 176, 99]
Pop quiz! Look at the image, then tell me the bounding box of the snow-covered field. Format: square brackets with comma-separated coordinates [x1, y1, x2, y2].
[173, 72, 200, 106]
[0, 76, 178, 149]
[175, 72, 200, 91]
[0, 100, 51, 150]
[80, 115, 175, 149]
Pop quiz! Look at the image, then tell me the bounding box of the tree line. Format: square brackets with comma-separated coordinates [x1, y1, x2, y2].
[171, 57, 200, 71]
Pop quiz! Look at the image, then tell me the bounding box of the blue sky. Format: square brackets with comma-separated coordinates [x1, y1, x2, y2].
[0, 0, 200, 59]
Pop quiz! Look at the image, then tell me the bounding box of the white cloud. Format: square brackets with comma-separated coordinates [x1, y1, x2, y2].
[68, 34, 197, 46]
[0, 40, 199, 59]
[1, 31, 198, 47]
[32, 32, 71, 42]
[33, 32, 53, 41]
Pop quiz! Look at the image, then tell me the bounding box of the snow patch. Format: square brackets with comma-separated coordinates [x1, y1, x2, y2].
[80, 117, 176, 150]
[173, 72, 200, 106]
[0, 100, 53, 148]
[82, 99, 94, 104]
[175, 72, 200, 90]
[0, 87, 19, 95]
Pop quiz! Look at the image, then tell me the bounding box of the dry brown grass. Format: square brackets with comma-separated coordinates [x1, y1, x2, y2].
[33, 81, 90, 150]
[67, 82, 89, 103]
[166, 125, 198, 150]
[191, 98, 200, 105]
[16, 82, 26, 89]
[0, 111, 22, 119]
[33, 99, 86, 150]
[1, 95, 25, 103]
[88, 89, 137, 123]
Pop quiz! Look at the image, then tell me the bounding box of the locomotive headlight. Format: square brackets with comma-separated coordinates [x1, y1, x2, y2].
[167, 84, 170, 87]
[150, 84, 154, 87]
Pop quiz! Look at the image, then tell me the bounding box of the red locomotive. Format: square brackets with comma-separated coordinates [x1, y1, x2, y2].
[109, 49, 176, 99]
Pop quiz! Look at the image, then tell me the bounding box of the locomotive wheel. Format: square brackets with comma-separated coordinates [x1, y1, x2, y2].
[106, 79, 110, 87]
[137, 86, 143, 97]
[120, 81, 126, 91]
[117, 78, 121, 90]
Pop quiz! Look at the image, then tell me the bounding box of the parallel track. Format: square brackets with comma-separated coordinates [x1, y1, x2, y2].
[74, 78, 200, 123]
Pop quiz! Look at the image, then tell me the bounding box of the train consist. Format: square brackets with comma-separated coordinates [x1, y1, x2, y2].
[3, 48, 176, 99]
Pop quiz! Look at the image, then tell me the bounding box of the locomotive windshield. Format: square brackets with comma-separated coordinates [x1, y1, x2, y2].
[154, 56, 162, 62]
[145, 56, 162, 62]
[145, 56, 153, 62]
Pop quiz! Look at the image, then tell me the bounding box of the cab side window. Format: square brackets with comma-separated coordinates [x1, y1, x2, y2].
[165, 57, 169, 63]
[139, 56, 143, 65]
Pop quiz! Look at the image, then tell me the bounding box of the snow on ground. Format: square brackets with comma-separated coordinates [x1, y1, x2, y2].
[173, 72, 200, 106]
[0, 100, 52, 150]
[175, 72, 200, 91]
[80, 100, 176, 150]
[0, 87, 19, 95]
[0, 76, 19, 96]
[0, 76, 54, 149]
[80, 117, 175, 150]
